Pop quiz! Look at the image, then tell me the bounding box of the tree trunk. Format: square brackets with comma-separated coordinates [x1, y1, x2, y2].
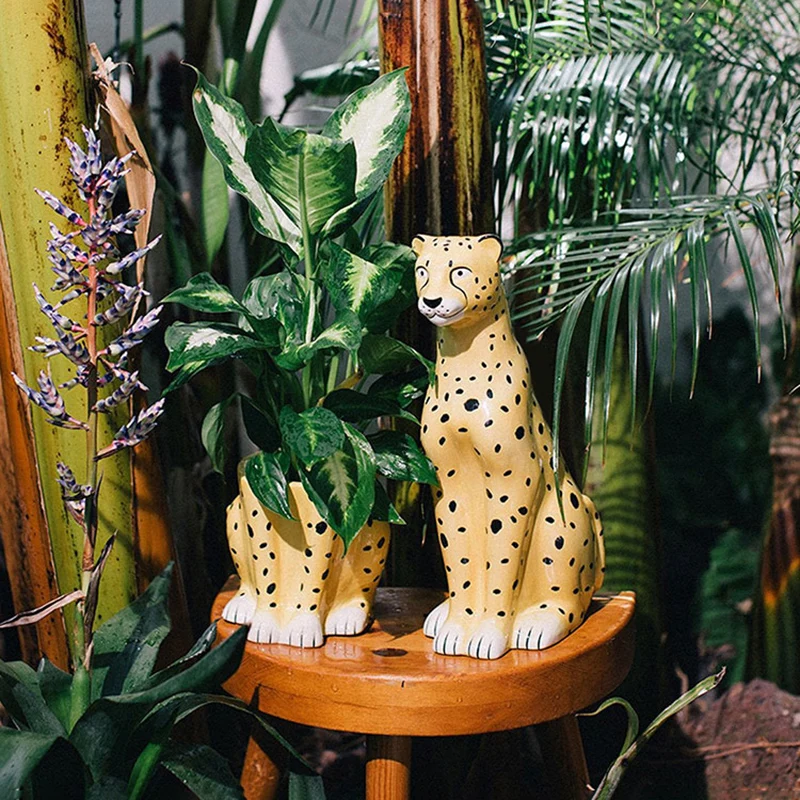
[378, 0, 495, 586]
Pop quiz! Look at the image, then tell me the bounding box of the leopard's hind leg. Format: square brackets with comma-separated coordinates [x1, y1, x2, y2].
[221, 495, 257, 625]
[513, 476, 600, 650]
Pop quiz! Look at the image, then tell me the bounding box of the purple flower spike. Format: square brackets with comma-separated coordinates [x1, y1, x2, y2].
[93, 283, 146, 326]
[12, 370, 88, 430]
[56, 461, 92, 525]
[100, 305, 163, 358]
[105, 235, 162, 275]
[34, 284, 76, 331]
[35, 189, 85, 227]
[96, 398, 165, 460]
[94, 370, 144, 412]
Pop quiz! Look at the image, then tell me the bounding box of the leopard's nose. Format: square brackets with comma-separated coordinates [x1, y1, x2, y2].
[423, 297, 442, 309]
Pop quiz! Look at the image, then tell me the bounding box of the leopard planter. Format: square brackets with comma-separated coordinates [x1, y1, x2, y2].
[413, 233, 606, 660]
[222, 459, 390, 646]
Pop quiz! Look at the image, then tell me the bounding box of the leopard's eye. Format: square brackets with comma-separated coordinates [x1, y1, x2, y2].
[452, 267, 470, 280]
[416, 267, 428, 280]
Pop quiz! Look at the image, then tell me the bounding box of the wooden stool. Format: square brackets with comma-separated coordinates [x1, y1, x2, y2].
[212, 580, 636, 800]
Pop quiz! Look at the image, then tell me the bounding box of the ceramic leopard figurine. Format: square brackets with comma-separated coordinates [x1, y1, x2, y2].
[222, 463, 390, 646]
[413, 233, 605, 660]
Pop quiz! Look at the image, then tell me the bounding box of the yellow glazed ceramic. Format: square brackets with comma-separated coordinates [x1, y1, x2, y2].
[413, 233, 606, 659]
[222, 461, 390, 646]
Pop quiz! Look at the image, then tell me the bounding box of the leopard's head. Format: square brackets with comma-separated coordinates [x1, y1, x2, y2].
[412, 234, 504, 328]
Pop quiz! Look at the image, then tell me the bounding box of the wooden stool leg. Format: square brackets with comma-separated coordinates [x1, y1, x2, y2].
[535, 715, 591, 800]
[240, 730, 285, 800]
[366, 734, 412, 800]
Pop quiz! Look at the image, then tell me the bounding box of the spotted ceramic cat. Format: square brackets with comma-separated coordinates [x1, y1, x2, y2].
[414, 233, 605, 660]
[222, 461, 390, 646]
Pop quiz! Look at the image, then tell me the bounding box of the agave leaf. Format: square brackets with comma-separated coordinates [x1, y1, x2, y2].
[0, 661, 64, 735]
[70, 627, 248, 781]
[159, 743, 244, 800]
[90, 563, 173, 700]
[37, 659, 73, 733]
[0, 729, 81, 796]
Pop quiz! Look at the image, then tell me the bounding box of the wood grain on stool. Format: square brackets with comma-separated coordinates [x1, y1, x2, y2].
[366, 735, 412, 800]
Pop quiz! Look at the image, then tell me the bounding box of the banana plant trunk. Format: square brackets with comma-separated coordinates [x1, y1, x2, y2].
[378, 0, 495, 586]
[0, 0, 184, 667]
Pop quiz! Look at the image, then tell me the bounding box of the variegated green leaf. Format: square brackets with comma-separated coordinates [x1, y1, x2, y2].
[275, 311, 362, 371]
[279, 406, 344, 467]
[322, 69, 411, 202]
[244, 451, 294, 520]
[359, 333, 433, 378]
[369, 430, 438, 485]
[163, 273, 245, 315]
[245, 119, 357, 237]
[165, 323, 262, 372]
[319, 242, 410, 328]
[299, 424, 376, 549]
[241, 271, 306, 344]
[190, 69, 301, 255]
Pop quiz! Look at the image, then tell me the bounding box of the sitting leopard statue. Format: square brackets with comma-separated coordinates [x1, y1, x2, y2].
[413, 233, 606, 660]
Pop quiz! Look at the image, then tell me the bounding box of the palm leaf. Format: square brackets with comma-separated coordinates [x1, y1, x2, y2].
[507, 194, 786, 469]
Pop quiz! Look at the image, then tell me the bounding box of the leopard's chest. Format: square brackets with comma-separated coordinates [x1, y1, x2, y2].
[421, 347, 531, 454]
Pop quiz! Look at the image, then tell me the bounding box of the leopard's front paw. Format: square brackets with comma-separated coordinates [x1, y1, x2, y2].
[325, 604, 369, 636]
[433, 619, 467, 656]
[222, 591, 256, 625]
[282, 612, 324, 648]
[466, 620, 509, 660]
[247, 608, 281, 643]
[513, 606, 570, 650]
[423, 599, 449, 639]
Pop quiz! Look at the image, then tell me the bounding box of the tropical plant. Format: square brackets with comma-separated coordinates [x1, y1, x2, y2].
[0, 126, 323, 799]
[163, 68, 439, 549]
[0, 564, 322, 799]
[5, 126, 163, 669]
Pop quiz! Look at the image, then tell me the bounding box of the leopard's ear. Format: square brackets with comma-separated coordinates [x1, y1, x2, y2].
[477, 234, 503, 263]
[411, 234, 429, 256]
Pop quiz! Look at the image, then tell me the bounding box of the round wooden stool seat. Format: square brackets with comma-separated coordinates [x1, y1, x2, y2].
[213, 579, 635, 800]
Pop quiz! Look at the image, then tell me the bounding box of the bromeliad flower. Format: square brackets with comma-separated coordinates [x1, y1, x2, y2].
[12, 370, 88, 430]
[96, 399, 165, 460]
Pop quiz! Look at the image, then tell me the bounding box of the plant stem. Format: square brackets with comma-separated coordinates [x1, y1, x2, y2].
[80, 197, 100, 656]
[298, 149, 318, 408]
[326, 353, 340, 394]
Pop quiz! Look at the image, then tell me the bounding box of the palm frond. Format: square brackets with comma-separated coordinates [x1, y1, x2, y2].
[505, 193, 788, 471]
[485, 0, 800, 230]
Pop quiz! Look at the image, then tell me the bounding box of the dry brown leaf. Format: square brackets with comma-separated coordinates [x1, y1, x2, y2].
[89, 42, 156, 285]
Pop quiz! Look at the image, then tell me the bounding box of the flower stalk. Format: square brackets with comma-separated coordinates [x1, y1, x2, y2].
[12, 127, 163, 670]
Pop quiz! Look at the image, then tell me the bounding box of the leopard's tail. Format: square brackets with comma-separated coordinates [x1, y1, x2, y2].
[583, 494, 606, 591]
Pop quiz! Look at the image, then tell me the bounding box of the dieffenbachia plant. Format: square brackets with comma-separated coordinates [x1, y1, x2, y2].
[163, 68, 438, 548]
[8, 127, 164, 669]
